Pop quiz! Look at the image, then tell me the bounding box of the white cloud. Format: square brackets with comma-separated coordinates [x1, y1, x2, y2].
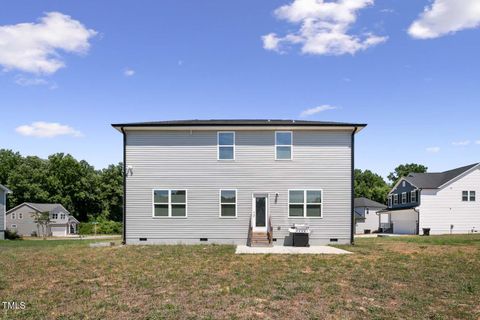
[300, 104, 337, 117]
[452, 140, 471, 146]
[0, 12, 97, 74]
[409, 0, 480, 39]
[426, 146, 440, 153]
[124, 68, 135, 77]
[16, 122, 83, 138]
[262, 0, 387, 55]
[14, 76, 48, 86]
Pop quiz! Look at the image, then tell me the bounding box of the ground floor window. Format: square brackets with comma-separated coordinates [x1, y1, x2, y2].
[289, 190, 322, 218]
[153, 189, 187, 217]
[220, 190, 237, 217]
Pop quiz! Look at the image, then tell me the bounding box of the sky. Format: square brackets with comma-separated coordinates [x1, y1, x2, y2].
[1, 0, 480, 179]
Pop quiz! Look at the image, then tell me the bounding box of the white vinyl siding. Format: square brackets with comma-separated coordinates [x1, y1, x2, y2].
[125, 130, 352, 245]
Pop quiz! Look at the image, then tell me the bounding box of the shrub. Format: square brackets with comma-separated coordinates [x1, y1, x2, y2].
[79, 220, 122, 235]
[5, 229, 22, 240]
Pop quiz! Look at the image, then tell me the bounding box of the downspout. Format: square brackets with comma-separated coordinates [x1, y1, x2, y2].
[121, 127, 127, 245]
[351, 127, 358, 245]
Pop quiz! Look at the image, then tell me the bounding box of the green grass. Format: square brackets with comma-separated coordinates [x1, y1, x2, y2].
[1, 234, 479, 319]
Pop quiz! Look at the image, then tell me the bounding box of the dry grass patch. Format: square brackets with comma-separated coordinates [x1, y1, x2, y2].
[0, 235, 479, 319]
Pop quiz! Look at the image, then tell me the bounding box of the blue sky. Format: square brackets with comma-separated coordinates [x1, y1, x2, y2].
[1, 0, 480, 179]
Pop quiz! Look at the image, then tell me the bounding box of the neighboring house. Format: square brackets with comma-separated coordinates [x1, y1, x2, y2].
[6, 203, 79, 237]
[354, 197, 386, 234]
[0, 184, 12, 240]
[381, 163, 480, 235]
[112, 119, 366, 245]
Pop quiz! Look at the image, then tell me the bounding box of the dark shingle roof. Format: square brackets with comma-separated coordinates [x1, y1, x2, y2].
[405, 163, 479, 189]
[112, 119, 367, 128]
[354, 197, 387, 209]
[25, 203, 65, 213]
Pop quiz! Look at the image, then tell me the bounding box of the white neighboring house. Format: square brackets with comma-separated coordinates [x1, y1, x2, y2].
[381, 163, 480, 235]
[0, 184, 13, 240]
[354, 197, 386, 234]
[5, 203, 79, 237]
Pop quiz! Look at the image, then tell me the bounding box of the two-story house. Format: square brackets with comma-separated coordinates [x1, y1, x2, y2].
[0, 184, 12, 240]
[383, 163, 480, 234]
[6, 203, 79, 237]
[112, 119, 366, 246]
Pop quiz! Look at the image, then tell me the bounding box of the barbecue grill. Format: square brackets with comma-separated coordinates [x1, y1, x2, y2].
[289, 224, 310, 247]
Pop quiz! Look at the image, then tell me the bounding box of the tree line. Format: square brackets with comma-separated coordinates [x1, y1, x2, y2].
[0, 149, 122, 222]
[0, 148, 428, 221]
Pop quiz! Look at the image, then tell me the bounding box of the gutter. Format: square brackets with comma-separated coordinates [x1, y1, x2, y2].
[121, 127, 127, 245]
[350, 126, 358, 245]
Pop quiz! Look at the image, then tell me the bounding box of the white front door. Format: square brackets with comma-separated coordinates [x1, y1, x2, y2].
[252, 194, 268, 232]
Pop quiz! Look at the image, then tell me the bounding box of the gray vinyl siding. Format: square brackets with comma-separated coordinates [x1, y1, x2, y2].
[125, 129, 353, 245]
[0, 189, 5, 239]
[6, 205, 40, 236]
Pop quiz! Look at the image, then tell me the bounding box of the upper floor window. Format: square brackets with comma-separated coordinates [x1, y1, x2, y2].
[11, 213, 16, 219]
[52, 213, 58, 219]
[153, 189, 187, 217]
[60, 213, 66, 220]
[388, 197, 392, 207]
[411, 190, 417, 203]
[18, 213, 23, 219]
[463, 191, 476, 202]
[402, 181, 406, 187]
[275, 131, 292, 160]
[289, 190, 322, 218]
[218, 132, 235, 160]
[393, 194, 398, 205]
[220, 190, 237, 218]
[401, 192, 407, 204]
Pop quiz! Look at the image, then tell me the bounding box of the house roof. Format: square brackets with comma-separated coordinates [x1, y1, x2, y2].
[0, 184, 12, 193]
[7, 202, 70, 215]
[354, 197, 387, 209]
[404, 163, 479, 189]
[112, 119, 367, 130]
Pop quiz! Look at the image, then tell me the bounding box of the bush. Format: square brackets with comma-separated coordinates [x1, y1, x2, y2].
[79, 220, 122, 235]
[5, 229, 22, 240]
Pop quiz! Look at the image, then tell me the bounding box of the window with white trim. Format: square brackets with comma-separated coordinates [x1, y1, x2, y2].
[11, 213, 16, 219]
[411, 190, 417, 203]
[11, 224, 17, 228]
[388, 197, 392, 207]
[462, 191, 469, 202]
[220, 190, 236, 217]
[402, 181, 406, 187]
[401, 192, 407, 204]
[463, 190, 476, 202]
[470, 191, 476, 202]
[218, 132, 235, 160]
[393, 194, 398, 205]
[52, 213, 58, 219]
[275, 131, 292, 160]
[153, 190, 187, 217]
[18, 213, 23, 219]
[60, 213, 66, 219]
[289, 190, 322, 217]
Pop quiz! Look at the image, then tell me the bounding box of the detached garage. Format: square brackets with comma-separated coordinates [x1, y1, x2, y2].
[379, 208, 419, 235]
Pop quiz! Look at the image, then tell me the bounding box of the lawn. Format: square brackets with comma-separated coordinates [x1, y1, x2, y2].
[1, 235, 479, 320]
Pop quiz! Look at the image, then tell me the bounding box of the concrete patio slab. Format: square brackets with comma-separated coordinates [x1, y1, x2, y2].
[235, 245, 352, 255]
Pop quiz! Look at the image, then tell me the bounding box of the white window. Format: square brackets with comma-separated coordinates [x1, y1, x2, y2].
[219, 190, 237, 218]
[60, 213, 66, 220]
[18, 213, 23, 219]
[11, 213, 16, 219]
[153, 190, 187, 217]
[402, 181, 406, 187]
[218, 132, 235, 160]
[401, 192, 407, 204]
[393, 194, 398, 205]
[411, 190, 417, 203]
[470, 191, 476, 202]
[11, 224, 17, 228]
[275, 131, 292, 160]
[289, 190, 322, 218]
[462, 191, 469, 202]
[52, 213, 58, 219]
[388, 197, 392, 207]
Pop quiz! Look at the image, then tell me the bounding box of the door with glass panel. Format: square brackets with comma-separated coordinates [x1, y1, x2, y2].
[252, 194, 268, 232]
